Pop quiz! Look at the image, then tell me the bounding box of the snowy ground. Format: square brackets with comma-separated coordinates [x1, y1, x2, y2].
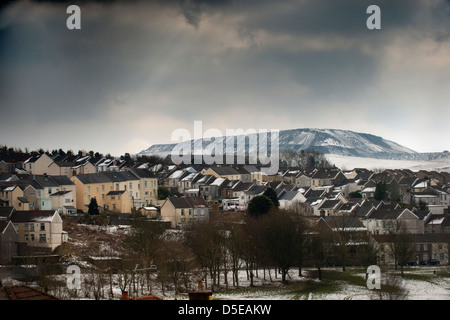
[211, 267, 450, 300]
[2, 223, 448, 300]
[325, 154, 450, 172]
[1, 265, 448, 300]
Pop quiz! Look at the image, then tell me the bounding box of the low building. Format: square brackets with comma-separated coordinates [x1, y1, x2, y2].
[372, 233, 450, 266]
[160, 196, 209, 228]
[10, 210, 67, 252]
[0, 220, 18, 264]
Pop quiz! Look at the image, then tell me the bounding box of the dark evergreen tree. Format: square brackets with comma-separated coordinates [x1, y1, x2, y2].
[374, 181, 387, 201]
[88, 197, 100, 215]
[247, 195, 273, 217]
[158, 186, 171, 200]
[263, 187, 279, 208]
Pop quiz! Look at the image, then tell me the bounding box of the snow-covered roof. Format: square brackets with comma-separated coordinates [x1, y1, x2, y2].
[428, 218, 445, 225]
[211, 177, 226, 186]
[169, 170, 184, 179]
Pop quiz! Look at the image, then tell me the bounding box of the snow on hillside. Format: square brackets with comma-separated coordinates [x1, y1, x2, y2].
[326, 154, 450, 172]
[140, 128, 444, 161]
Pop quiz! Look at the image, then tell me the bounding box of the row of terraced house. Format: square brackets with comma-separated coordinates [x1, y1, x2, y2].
[1, 150, 450, 267]
[157, 164, 450, 266]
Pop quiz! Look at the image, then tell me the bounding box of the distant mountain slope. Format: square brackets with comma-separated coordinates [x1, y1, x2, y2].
[139, 128, 447, 161]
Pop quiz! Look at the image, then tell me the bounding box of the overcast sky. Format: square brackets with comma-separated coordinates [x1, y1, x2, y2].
[1, 0, 449, 156]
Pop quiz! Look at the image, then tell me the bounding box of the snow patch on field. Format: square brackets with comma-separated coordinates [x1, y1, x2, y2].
[326, 154, 450, 172]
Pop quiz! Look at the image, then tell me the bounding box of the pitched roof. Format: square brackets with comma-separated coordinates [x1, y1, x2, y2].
[367, 207, 417, 220]
[73, 171, 139, 184]
[319, 199, 341, 210]
[128, 168, 156, 179]
[10, 210, 56, 223]
[107, 190, 127, 196]
[304, 188, 326, 198]
[167, 197, 192, 209]
[186, 196, 209, 208]
[208, 167, 240, 176]
[0, 207, 15, 219]
[324, 216, 366, 231]
[3, 285, 59, 300]
[0, 220, 15, 233]
[50, 190, 72, 197]
[278, 191, 300, 201]
[311, 168, 341, 180]
[232, 181, 254, 192]
[167, 196, 209, 209]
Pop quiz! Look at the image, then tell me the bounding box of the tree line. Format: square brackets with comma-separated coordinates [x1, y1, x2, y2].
[118, 189, 386, 297]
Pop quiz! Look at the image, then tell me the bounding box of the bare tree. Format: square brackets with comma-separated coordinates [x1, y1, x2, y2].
[308, 219, 335, 280]
[262, 210, 305, 284]
[383, 221, 414, 276]
[185, 220, 224, 291]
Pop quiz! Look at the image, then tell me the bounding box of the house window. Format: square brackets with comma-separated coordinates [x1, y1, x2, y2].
[189, 209, 192, 216]
[102, 185, 105, 191]
[88, 195, 91, 202]
[40, 223, 45, 231]
[181, 209, 185, 216]
[30, 234, 35, 242]
[87, 186, 90, 193]
[39, 234, 46, 243]
[65, 198, 71, 203]
[129, 183, 132, 190]
[30, 224, 35, 232]
[24, 224, 29, 231]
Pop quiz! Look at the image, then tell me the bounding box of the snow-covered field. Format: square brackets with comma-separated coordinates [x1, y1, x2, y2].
[326, 154, 450, 172]
[211, 267, 450, 300]
[1, 263, 448, 300]
[2, 223, 448, 301]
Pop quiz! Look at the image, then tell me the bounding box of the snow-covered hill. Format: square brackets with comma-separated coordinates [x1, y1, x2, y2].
[139, 128, 448, 163]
